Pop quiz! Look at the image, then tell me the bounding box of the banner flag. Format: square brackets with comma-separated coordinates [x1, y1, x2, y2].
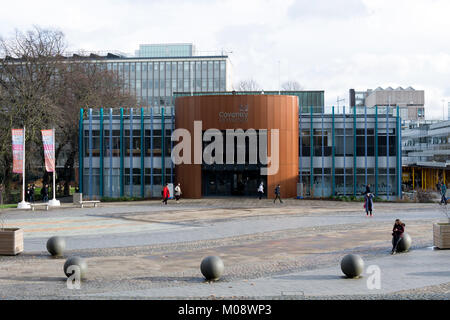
[12, 129, 25, 174]
[41, 129, 55, 172]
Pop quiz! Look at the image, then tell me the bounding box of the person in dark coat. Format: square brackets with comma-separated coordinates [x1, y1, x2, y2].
[273, 184, 283, 204]
[26, 184, 30, 202]
[391, 219, 405, 255]
[29, 184, 35, 203]
[364, 192, 374, 217]
[41, 184, 49, 202]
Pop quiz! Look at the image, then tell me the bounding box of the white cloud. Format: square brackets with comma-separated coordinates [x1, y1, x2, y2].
[1, 0, 449, 119]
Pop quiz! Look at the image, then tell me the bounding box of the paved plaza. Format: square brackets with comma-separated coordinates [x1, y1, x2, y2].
[0, 198, 449, 300]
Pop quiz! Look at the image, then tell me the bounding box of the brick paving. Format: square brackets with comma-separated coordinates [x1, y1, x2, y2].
[0, 198, 448, 299]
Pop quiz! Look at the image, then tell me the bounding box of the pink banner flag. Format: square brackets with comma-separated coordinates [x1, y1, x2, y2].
[41, 129, 55, 172]
[12, 129, 24, 174]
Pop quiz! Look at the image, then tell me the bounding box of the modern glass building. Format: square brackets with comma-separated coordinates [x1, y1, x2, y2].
[79, 93, 402, 200]
[73, 48, 232, 109]
[135, 43, 196, 58]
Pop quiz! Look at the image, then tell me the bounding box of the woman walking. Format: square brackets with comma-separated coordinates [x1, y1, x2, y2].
[162, 183, 170, 205]
[174, 183, 182, 203]
[257, 182, 264, 200]
[364, 192, 374, 217]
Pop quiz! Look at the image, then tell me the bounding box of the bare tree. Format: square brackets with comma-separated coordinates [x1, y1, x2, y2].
[0, 27, 136, 199]
[0, 26, 66, 198]
[235, 79, 262, 91]
[281, 80, 303, 91]
[54, 60, 136, 195]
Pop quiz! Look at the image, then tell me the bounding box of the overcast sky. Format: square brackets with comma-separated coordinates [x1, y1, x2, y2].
[1, 0, 449, 119]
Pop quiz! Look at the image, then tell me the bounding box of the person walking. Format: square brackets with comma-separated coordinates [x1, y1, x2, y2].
[364, 192, 374, 217]
[41, 184, 49, 202]
[162, 183, 170, 205]
[257, 182, 264, 200]
[25, 184, 30, 202]
[391, 219, 405, 255]
[29, 184, 35, 203]
[274, 184, 283, 204]
[174, 183, 182, 203]
[440, 182, 447, 205]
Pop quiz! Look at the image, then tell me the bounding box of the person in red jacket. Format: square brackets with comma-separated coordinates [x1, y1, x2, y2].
[162, 183, 170, 205]
[391, 219, 405, 255]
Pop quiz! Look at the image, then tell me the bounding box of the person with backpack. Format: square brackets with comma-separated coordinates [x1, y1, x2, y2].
[257, 182, 264, 200]
[162, 183, 170, 205]
[391, 219, 405, 255]
[274, 184, 283, 204]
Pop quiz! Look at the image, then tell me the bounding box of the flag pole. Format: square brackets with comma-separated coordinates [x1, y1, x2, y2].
[49, 127, 60, 206]
[17, 126, 30, 209]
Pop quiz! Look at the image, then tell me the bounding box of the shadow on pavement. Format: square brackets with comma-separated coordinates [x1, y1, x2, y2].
[272, 274, 345, 281]
[406, 271, 450, 277]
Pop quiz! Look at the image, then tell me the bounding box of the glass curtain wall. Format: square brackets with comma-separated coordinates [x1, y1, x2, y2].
[81, 107, 174, 200]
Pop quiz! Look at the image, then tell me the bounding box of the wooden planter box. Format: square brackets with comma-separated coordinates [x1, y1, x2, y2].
[0, 228, 24, 255]
[433, 223, 450, 249]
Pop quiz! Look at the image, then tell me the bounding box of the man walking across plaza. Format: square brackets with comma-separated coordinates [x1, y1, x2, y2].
[258, 182, 264, 200]
[162, 183, 170, 205]
[29, 184, 35, 203]
[440, 182, 447, 205]
[41, 184, 49, 202]
[174, 183, 182, 203]
[274, 184, 283, 204]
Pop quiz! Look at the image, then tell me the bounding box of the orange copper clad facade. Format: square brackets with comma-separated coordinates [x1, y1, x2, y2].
[175, 95, 299, 199]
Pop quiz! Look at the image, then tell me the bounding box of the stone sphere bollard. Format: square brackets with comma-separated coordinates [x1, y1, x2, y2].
[200, 256, 224, 281]
[393, 232, 412, 253]
[46, 236, 66, 256]
[64, 256, 88, 280]
[340, 254, 365, 278]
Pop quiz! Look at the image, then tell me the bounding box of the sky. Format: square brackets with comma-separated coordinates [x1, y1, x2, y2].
[1, 0, 449, 119]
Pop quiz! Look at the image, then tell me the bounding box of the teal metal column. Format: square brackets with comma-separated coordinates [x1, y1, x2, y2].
[120, 108, 124, 197]
[140, 107, 145, 198]
[396, 106, 402, 199]
[332, 106, 335, 196]
[162, 107, 165, 186]
[375, 105, 379, 197]
[100, 108, 104, 198]
[79, 108, 84, 193]
[310, 106, 313, 196]
[353, 106, 357, 196]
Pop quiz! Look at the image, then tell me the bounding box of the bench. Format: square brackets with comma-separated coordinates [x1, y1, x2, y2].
[30, 203, 49, 211]
[73, 193, 101, 208]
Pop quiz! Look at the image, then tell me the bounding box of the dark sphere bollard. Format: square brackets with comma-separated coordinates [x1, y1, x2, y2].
[200, 256, 224, 281]
[393, 233, 412, 252]
[64, 257, 88, 280]
[340, 254, 364, 278]
[46, 236, 66, 256]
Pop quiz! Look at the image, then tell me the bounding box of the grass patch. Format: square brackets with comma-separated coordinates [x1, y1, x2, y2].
[0, 204, 17, 209]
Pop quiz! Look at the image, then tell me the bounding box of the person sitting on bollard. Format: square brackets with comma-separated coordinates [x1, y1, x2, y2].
[391, 219, 405, 255]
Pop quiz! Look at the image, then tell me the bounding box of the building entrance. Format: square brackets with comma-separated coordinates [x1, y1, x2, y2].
[202, 168, 266, 197]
